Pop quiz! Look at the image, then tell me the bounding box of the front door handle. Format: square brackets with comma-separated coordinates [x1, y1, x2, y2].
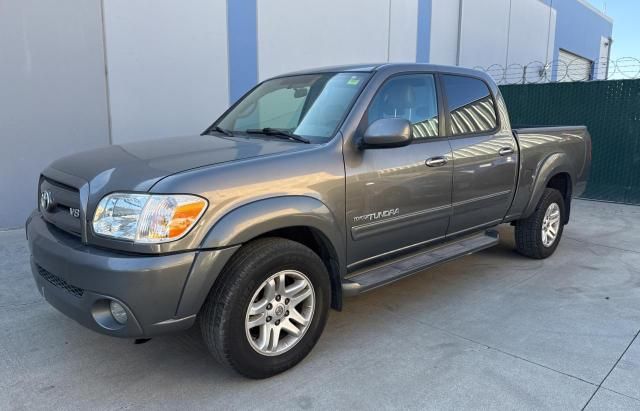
[425, 156, 448, 167]
[498, 147, 514, 156]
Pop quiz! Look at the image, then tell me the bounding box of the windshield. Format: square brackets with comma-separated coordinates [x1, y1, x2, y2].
[215, 72, 370, 141]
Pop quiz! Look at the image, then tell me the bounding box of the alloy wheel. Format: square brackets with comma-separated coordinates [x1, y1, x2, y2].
[245, 270, 315, 356]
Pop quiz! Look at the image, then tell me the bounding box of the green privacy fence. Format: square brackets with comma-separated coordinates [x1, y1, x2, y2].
[500, 79, 640, 204]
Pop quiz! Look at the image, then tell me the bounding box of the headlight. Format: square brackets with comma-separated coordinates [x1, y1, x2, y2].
[92, 193, 208, 243]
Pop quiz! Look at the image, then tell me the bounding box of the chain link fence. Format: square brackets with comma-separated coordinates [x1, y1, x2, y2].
[475, 57, 640, 85]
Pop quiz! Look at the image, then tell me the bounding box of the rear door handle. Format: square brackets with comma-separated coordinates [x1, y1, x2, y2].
[425, 156, 448, 167]
[498, 147, 514, 156]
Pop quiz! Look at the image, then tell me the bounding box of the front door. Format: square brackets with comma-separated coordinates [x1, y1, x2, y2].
[344, 73, 453, 267]
[440, 74, 518, 235]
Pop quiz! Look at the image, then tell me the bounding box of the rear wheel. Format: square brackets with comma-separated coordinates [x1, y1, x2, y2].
[199, 237, 330, 378]
[515, 188, 565, 259]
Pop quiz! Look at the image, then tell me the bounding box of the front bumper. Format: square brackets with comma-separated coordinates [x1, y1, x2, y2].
[26, 211, 238, 338]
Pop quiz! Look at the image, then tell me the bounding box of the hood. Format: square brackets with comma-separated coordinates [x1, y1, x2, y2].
[47, 134, 311, 196]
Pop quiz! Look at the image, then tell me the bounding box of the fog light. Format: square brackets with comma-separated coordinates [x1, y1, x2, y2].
[109, 301, 128, 324]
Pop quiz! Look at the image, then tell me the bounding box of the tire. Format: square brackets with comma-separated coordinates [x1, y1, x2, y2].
[199, 237, 331, 379]
[515, 188, 565, 259]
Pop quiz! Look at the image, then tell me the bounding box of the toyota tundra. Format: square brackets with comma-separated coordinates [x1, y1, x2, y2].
[26, 64, 591, 378]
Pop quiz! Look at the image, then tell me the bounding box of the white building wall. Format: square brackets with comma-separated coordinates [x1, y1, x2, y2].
[103, 0, 229, 144]
[429, 0, 460, 65]
[257, 0, 418, 80]
[388, 0, 419, 62]
[0, 0, 110, 229]
[432, 0, 556, 83]
[458, 0, 511, 70]
[505, 1, 556, 83]
[506, 1, 555, 65]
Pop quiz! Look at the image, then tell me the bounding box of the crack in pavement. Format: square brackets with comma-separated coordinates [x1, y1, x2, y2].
[598, 387, 640, 405]
[581, 328, 640, 410]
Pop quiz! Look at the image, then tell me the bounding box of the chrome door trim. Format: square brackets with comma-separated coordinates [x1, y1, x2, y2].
[452, 190, 511, 208]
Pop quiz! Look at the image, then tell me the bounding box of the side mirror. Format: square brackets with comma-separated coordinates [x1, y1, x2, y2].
[362, 118, 413, 148]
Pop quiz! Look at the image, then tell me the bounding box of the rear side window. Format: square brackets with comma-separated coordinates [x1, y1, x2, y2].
[367, 74, 439, 139]
[442, 75, 497, 136]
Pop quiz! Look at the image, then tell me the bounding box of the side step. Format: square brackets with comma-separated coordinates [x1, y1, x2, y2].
[342, 230, 499, 296]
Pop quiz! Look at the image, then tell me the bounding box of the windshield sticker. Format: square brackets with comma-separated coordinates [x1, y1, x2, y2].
[347, 76, 361, 86]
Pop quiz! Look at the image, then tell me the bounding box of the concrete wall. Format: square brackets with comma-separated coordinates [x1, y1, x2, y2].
[458, 0, 556, 71]
[506, 1, 556, 67]
[257, 0, 418, 80]
[389, 0, 420, 62]
[103, 0, 229, 144]
[458, 0, 512, 70]
[503, 0, 556, 84]
[0, 0, 110, 229]
[429, 0, 460, 65]
[431, 0, 610, 84]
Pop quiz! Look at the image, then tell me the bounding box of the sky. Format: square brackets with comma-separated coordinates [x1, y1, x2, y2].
[590, 0, 640, 59]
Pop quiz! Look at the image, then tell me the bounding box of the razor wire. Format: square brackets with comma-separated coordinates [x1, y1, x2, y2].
[474, 57, 640, 84]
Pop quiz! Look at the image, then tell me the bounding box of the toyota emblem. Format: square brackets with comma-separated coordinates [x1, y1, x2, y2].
[40, 190, 54, 212]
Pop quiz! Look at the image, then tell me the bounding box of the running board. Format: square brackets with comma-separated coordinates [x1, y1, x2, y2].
[342, 230, 499, 296]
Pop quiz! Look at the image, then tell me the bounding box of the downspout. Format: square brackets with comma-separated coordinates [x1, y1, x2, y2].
[99, 0, 113, 145]
[456, 0, 463, 66]
[387, 0, 392, 62]
[605, 37, 613, 79]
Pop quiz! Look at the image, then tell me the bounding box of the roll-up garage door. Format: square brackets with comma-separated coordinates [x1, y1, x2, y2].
[558, 49, 593, 82]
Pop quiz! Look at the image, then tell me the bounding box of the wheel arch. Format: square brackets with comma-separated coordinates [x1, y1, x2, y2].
[200, 196, 346, 310]
[522, 153, 574, 222]
[546, 172, 572, 224]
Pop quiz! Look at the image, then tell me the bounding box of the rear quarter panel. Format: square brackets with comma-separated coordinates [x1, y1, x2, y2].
[506, 126, 592, 220]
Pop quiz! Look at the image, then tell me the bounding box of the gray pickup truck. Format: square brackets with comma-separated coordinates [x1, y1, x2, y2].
[27, 63, 591, 378]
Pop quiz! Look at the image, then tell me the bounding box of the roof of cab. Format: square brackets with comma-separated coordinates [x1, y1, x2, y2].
[275, 62, 496, 87]
[275, 64, 382, 76]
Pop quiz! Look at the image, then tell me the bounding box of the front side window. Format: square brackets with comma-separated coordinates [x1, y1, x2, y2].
[441, 75, 498, 135]
[367, 74, 439, 139]
[216, 72, 370, 141]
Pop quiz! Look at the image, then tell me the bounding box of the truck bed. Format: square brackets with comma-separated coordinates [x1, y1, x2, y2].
[506, 126, 592, 221]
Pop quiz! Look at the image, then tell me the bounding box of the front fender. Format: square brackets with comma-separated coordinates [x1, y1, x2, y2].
[198, 195, 346, 311]
[522, 153, 573, 218]
[200, 195, 345, 265]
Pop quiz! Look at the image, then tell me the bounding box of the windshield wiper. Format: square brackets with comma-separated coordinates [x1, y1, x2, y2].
[206, 125, 234, 137]
[245, 128, 310, 144]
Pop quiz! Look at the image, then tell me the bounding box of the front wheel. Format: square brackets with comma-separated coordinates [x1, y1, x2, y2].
[199, 237, 330, 378]
[514, 188, 565, 259]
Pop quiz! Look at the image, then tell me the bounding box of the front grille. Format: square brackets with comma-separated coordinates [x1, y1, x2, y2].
[37, 265, 84, 298]
[39, 177, 82, 237]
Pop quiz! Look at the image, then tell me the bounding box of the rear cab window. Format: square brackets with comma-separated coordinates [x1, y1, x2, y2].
[441, 75, 498, 136]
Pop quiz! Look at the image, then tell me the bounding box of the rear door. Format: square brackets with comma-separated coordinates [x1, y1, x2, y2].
[441, 74, 518, 236]
[344, 73, 453, 267]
